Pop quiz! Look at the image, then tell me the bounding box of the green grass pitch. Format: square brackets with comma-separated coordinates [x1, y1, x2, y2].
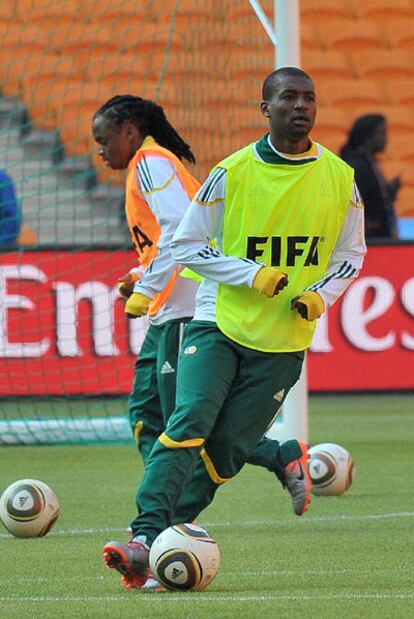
[0, 394, 413, 619]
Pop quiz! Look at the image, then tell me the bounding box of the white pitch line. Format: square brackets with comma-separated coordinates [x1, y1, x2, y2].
[0, 566, 412, 586]
[2, 510, 413, 539]
[0, 593, 414, 603]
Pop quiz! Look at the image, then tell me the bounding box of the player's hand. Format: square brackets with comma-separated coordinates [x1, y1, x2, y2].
[253, 267, 288, 298]
[291, 291, 325, 321]
[125, 292, 152, 318]
[118, 267, 144, 299]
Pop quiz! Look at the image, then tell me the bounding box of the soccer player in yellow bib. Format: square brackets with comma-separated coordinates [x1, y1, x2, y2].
[94, 95, 317, 590]
[101, 68, 367, 586]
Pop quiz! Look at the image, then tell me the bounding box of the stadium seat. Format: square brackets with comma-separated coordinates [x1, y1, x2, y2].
[85, 51, 148, 82]
[232, 47, 274, 80]
[316, 20, 387, 52]
[311, 107, 350, 152]
[302, 51, 355, 81]
[382, 159, 414, 188]
[388, 135, 414, 163]
[301, 0, 352, 21]
[382, 19, 414, 50]
[81, 0, 146, 23]
[2, 52, 84, 98]
[46, 24, 118, 56]
[382, 106, 414, 138]
[316, 78, 384, 111]
[385, 79, 414, 107]
[394, 185, 414, 217]
[146, 50, 215, 82]
[18, 224, 38, 247]
[0, 24, 46, 52]
[15, 0, 80, 22]
[350, 0, 414, 22]
[352, 50, 414, 81]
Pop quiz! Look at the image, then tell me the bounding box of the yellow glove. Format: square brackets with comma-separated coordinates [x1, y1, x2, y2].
[291, 291, 325, 321]
[125, 292, 152, 318]
[253, 267, 288, 298]
[118, 267, 144, 300]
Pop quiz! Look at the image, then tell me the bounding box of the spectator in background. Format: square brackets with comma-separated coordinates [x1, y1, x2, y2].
[340, 114, 401, 239]
[0, 168, 20, 247]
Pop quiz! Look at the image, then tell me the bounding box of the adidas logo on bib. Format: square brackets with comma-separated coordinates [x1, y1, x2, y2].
[161, 361, 175, 374]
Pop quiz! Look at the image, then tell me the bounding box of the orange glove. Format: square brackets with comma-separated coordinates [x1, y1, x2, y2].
[291, 291, 325, 321]
[125, 292, 152, 318]
[118, 267, 144, 300]
[253, 267, 288, 298]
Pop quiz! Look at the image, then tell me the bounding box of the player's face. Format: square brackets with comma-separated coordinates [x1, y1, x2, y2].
[261, 75, 316, 145]
[92, 116, 142, 170]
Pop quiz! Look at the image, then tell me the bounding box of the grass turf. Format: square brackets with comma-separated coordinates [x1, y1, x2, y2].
[0, 394, 413, 618]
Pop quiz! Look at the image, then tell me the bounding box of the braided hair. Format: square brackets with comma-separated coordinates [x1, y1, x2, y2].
[94, 95, 196, 164]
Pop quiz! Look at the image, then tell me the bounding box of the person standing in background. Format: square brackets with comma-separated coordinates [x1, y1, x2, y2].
[0, 168, 21, 247]
[340, 114, 401, 239]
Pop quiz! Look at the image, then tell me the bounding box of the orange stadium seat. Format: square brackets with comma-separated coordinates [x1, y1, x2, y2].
[118, 21, 184, 54]
[382, 19, 414, 50]
[147, 50, 215, 82]
[1, 52, 84, 97]
[381, 106, 414, 138]
[350, 0, 414, 22]
[352, 50, 414, 81]
[85, 51, 148, 82]
[232, 48, 275, 81]
[82, 0, 146, 23]
[311, 107, 350, 153]
[46, 24, 118, 55]
[382, 159, 414, 188]
[301, 0, 353, 21]
[57, 101, 98, 158]
[389, 135, 414, 163]
[316, 78, 384, 111]
[0, 23, 46, 53]
[302, 50, 355, 81]
[0, 1, 17, 22]
[394, 185, 414, 217]
[385, 78, 414, 107]
[316, 20, 387, 52]
[15, 0, 80, 23]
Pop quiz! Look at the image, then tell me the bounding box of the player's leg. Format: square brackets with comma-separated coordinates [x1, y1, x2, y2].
[103, 322, 239, 585]
[172, 348, 305, 522]
[131, 322, 239, 542]
[156, 318, 191, 425]
[127, 324, 164, 465]
[247, 436, 311, 516]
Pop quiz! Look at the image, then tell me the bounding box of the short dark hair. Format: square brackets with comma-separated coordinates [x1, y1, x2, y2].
[93, 95, 196, 164]
[262, 67, 313, 100]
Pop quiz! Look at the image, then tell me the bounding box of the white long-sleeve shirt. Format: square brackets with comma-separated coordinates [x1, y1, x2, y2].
[132, 155, 199, 325]
[171, 137, 366, 323]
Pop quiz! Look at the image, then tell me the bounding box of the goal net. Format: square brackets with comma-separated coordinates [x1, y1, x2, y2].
[0, 0, 274, 444]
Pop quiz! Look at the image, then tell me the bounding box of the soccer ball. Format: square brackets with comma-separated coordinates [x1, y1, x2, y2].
[0, 479, 59, 538]
[149, 523, 220, 591]
[308, 443, 355, 496]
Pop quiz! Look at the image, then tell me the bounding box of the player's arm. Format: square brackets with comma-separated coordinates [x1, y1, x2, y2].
[292, 181, 367, 320]
[133, 156, 191, 300]
[171, 168, 279, 292]
[125, 156, 194, 318]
